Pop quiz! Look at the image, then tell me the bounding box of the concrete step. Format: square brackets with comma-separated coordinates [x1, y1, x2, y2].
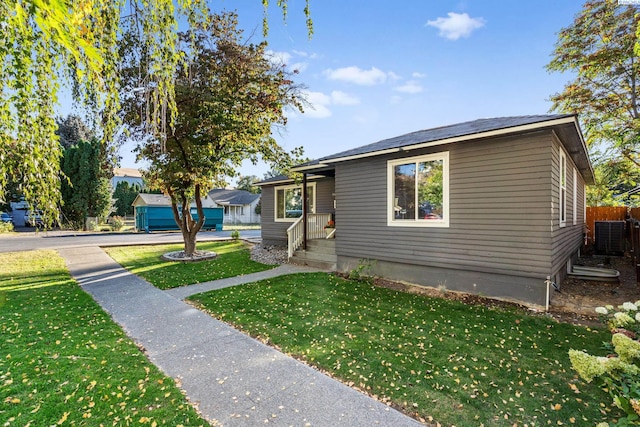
[291, 250, 336, 263]
[290, 257, 336, 271]
[305, 239, 336, 255]
[290, 239, 337, 270]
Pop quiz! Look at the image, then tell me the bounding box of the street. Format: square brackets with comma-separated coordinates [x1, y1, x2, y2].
[0, 229, 261, 253]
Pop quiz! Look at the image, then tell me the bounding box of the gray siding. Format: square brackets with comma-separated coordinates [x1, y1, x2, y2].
[550, 135, 585, 286]
[315, 178, 336, 214]
[334, 131, 558, 305]
[260, 177, 335, 246]
[336, 132, 554, 273]
[260, 186, 289, 246]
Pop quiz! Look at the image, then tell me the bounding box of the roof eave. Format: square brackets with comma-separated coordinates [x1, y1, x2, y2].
[291, 163, 331, 173]
[322, 116, 580, 165]
[254, 178, 294, 187]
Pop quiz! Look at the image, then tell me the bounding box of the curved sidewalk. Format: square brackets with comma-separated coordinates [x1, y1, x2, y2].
[59, 246, 424, 427]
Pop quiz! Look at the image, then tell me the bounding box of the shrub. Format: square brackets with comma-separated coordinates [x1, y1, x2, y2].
[110, 216, 125, 231]
[230, 229, 240, 240]
[0, 222, 14, 233]
[569, 301, 640, 426]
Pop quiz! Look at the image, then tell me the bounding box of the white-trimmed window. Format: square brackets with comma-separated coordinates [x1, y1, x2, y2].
[572, 168, 577, 225]
[388, 152, 449, 227]
[274, 183, 315, 222]
[559, 149, 567, 227]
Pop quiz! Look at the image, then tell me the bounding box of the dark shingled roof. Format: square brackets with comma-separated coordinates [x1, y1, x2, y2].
[311, 114, 575, 164]
[208, 188, 260, 206]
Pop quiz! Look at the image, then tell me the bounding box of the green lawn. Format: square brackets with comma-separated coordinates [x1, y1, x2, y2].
[189, 272, 620, 426]
[0, 250, 208, 426]
[105, 240, 274, 289]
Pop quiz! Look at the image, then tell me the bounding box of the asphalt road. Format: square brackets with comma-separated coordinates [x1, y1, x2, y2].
[0, 228, 261, 253]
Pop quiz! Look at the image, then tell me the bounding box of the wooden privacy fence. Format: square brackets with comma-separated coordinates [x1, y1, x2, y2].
[587, 207, 640, 283]
[585, 206, 628, 245]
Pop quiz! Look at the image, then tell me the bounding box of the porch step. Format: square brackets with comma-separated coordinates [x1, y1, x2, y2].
[290, 239, 337, 270]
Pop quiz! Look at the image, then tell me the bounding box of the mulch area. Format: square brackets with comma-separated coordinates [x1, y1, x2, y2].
[366, 253, 639, 327]
[549, 253, 639, 322]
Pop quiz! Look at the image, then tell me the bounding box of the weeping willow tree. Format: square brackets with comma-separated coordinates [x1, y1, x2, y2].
[0, 0, 312, 227]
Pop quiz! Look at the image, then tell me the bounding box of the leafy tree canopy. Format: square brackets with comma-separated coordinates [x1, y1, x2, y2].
[125, 12, 305, 254]
[60, 139, 112, 229]
[236, 175, 262, 194]
[113, 181, 142, 217]
[0, 0, 311, 227]
[56, 114, 95, 149]
[547, 0, 640, 205]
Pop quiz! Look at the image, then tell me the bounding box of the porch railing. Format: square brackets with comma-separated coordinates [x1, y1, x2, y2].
[286, 213, 332, 259]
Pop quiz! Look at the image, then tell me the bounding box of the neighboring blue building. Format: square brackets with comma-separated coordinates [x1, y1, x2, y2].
[132, 193, 223, 232]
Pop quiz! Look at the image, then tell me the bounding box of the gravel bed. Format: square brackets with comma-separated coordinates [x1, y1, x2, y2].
[250, 243, 288, 265]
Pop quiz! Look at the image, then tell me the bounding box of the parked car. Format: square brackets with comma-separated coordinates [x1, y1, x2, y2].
[0, 212, 13, 224]
[24, 210, 44, 227]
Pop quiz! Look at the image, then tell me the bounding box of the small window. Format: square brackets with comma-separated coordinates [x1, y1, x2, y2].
[388, 152, 449, 227]
[559, 149, 567, 227]
[275, 183, 315, 221]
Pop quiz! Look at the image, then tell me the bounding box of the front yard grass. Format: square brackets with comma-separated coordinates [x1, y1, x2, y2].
[188, 272, 619, 426]
[105, 240, 274, 290]
[0, 250, 207, 426]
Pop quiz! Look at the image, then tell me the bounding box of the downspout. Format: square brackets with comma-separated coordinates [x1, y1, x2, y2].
[303, 172, 308, 251]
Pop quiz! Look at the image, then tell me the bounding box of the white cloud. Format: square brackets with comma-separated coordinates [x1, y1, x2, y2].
[323, 66, 389, 85]
[266, 50, 291, 65]
[300, 90, 360, 119]
[426, 12, 485, 40]
[292, 50, 319, 59]
[266, 50, 314, 73]
[412, 72, 427, 79]
[330, 90, 360, 105]
[388, 71, 402, 81]
[394, 81, 423, 94]
[290, 62, 309, 73]
[303, 91, 332, 118]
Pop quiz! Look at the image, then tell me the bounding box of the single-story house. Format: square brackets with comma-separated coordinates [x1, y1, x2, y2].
[207, 189, 261, 224]
[112, 167, 144, 190]
[256, 114, 594, 307]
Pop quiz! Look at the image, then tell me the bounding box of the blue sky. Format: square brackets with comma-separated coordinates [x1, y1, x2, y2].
[66, 1, 589, 182]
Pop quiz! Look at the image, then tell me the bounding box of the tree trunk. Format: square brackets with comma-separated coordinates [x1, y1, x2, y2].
[168, 185, 206, 256]
[183, 232, 197, 255]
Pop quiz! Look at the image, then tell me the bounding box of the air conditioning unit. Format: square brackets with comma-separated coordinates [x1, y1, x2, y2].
[595, 221, 625, 255]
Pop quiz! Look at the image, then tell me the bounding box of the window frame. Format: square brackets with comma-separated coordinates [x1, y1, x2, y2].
[559, 149, 567, 228]
[387, 151, 450, 228]
[274, 182, 316, 222]
[572, 168, 577, 226]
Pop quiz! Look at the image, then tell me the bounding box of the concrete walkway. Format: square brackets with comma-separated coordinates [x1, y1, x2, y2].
[165, 264, 320, 300]
[58, 246, 423, 427]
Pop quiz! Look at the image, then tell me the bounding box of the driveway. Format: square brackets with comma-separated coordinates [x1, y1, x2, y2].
[0, 229, 261, 253]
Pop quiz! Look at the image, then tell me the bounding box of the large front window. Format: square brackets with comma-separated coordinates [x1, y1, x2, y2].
[275, 184, 315, 221]
[388, 152, 449, 227]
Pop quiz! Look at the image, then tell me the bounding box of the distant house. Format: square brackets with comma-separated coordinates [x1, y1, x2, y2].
[256, 114, 594, 307]
[112, 168, 144, 190]
[207, 189, 261, 224]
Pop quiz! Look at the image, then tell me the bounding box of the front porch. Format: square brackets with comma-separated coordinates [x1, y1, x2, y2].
[287, 213, 337, 270]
